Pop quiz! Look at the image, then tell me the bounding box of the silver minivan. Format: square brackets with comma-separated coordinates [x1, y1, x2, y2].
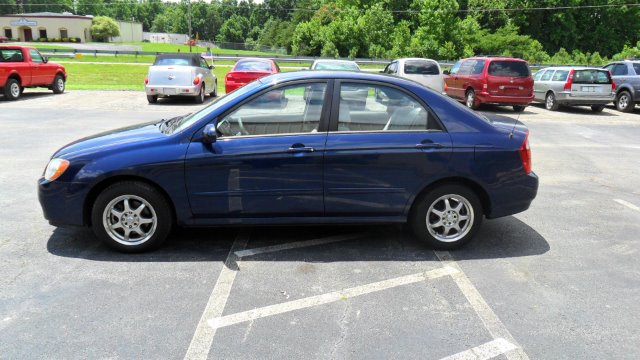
[533, 66, 615, 112]
[383, 58, 444, 93]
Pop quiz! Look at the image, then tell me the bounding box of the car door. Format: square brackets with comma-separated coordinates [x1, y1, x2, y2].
[200, 57, 215, 93]
[28, 49, 50, 85]
[323, 81, 452, 217]
[533, 69, 546, 101]
[184, 81, 331, 219]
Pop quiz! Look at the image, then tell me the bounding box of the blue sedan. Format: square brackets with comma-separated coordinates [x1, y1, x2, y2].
[38, 71, 538, 252]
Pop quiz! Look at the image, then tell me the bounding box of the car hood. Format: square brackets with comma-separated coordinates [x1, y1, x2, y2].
[53, 120, 166, 159]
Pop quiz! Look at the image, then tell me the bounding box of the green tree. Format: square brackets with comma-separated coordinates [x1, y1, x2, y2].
[216, 14, 250, 43]
[0, 0, 17, 15]
[90, 16, 120, 42]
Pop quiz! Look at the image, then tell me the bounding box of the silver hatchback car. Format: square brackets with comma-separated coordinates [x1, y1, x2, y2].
[533, 67, 615, 112]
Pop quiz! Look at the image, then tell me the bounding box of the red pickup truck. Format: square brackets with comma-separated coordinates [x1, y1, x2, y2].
[1, 46, 66, 100]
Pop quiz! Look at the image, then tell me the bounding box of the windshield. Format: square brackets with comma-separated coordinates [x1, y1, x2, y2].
[314, 62, 360, 71]
[234, 60, 272, 72]
[488, 61, 530, 77]
[171, 81, 264, 133]
[404, 60, 440, 75]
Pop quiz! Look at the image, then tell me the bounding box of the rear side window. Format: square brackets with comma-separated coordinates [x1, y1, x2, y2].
[552, 70, 569, 81]
[633, 63, 640, 75]
[0, 49, 23, 62]
[540, 70, 553, 81]
[234, 60, 272, 72]
[573, 70, 611, 84]
[404, 60, 440, 75]
[488, 61, 530, 77]
[612, 64, 628, 76]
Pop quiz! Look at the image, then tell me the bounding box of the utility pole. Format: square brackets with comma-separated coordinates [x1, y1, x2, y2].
[188, 0, 192, 53]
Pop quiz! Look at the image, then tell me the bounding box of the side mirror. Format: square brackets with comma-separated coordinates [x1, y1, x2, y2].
[443, 70, 450, 75]
[202, 124, 217, 143]
[43, 57, 49, 63]
[209, 65, 214, 70]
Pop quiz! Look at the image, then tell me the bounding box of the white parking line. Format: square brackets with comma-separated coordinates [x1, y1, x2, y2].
[613, 199, 640, 212]
[435, 251, 530, 360]
[234, 233, 364, 258]
[184, 229, 250, 360]
[439, 338, 517, 360]
[207, 266, 459, 330]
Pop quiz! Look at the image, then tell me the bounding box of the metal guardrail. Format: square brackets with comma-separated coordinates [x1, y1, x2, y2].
[41, 48, 552, 69]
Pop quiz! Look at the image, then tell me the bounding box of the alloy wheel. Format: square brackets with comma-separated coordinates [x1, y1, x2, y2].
[426, 194, 474, 243]
[102, 195, 157, 246]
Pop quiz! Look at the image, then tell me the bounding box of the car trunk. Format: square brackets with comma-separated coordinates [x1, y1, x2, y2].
[404, 74, 444, 92]
[570, 69, 613, 97]
[486, 61, 532, 97]
[148, 66, 194, 87]
[226, 71, 272, 84]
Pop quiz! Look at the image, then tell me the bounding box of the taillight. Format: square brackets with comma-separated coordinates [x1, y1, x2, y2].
[612, 81, 616, 91]
[144, 77, 148, 85]
[444, 82, 448, 92]
[226, 73, 233, 81]
[193, 77, 200, 85]
[519, 132, 532, 175]
[564, 69, 574, 91]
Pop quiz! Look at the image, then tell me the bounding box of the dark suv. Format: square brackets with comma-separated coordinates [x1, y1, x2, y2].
[603, 60, 640, 112]
[444, 56, 534, 112]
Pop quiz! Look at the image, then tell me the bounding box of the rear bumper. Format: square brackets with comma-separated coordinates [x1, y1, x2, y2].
[145, 85, 199, 97]
[38, 178, 90, 227]
[486, 172, 539, 219]
[556, 91, 615, 105]
[476, 92, 534, 106]
[225, 81, 246, 94]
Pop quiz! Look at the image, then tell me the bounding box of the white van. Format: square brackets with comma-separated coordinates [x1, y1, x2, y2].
[383, 58, 444, 93]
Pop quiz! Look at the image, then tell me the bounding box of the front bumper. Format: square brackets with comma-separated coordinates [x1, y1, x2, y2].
[476, 92, 534, 106]
[556, 91, 615, 105]
[145, 85, 199, 97]
[38, 178, 90, 227]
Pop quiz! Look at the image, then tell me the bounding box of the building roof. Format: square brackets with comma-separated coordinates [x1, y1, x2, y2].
[0, 12, 92, 19]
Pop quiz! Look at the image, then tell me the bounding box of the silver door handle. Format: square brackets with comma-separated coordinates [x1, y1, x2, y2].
[288, 146, 315, 153]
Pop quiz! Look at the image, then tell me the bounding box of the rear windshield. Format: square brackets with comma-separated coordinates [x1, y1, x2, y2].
[634, 63, 640, 75]
[0, 49, 24, 62]
[404, 60, 440, 75]
[234, 60, 272, 72]
[573, 70, 611, 84]
[314, 62, 359, 71]
[155, 58, 192, 66]
[488, 61, 530, 77]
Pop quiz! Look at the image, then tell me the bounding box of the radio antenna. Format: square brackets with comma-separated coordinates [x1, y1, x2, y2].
[509, 107, 522, 139]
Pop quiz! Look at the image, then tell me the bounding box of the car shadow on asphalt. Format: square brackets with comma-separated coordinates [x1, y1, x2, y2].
[528, 102, 618, 116]
[150, 95, 218, 106]
[1, 91, 58, 101]
[46, 216, 549, 263]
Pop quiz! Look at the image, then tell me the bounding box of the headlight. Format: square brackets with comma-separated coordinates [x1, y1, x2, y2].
[44, 158, 70, 182]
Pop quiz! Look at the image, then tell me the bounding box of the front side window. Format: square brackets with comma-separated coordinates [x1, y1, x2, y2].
[551, 70, 569, 81]
[540, 70, 554, 81]
[533, 70, 545, 81]
[337, 82, 441, 132]
[29, 49, 43, 63]
[387, 62, 398, 74]
[449, 61, 462, 74]
[488, 61, 530, 77]
[217, 82, 327, 137]
[200, 58, 209, 68]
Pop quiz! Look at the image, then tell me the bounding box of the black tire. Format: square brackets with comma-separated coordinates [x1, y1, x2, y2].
[465, 89, 479, 110]
[52, 74, 65, 94]
[545, 92, 559, 111]
[3, 78, 21, 100]
[615, 90, 635, 112]
[91, 181, 173, 253]
[20, 86, 24, 94]
[410, 184, 483, 250]
[591, 105, 605, 113]
[195, 84, 205, 104]
[210, 81, 217, 97]
[147, 95, 158, 104]
[513, 105, 526, 112]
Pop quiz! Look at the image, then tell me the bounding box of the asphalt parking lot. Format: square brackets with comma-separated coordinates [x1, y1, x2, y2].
[1, 90, 640, 359]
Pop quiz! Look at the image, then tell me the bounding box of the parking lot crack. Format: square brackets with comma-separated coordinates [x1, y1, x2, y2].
[330, 301, 352, 359]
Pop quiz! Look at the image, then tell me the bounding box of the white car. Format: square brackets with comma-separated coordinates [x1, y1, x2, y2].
[383, 58, 444, 93]
[145, 53, 217, 104]
[310, 59, 361, 71]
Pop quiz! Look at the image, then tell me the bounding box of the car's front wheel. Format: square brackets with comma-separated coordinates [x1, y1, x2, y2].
[465, 89, 479, 110]
[411, 184, 483, 250]
[52, 74, 65, 94]
[616, 90, 635, 112]
[91, 181, 173, 253]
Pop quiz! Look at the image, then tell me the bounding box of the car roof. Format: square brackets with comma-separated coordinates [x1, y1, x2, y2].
[258, 70, 425, 88]
[312, 59, 357, 64]
[466, 56, 527, 62]
[236, 57, 274, 63]
[538, 66, 608, 71]
[395, 58, 438, 62]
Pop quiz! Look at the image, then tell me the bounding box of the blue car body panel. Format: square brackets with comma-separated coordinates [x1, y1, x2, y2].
[38, 71, 538, 228]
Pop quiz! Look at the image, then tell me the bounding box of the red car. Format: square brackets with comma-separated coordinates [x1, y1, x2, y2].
[1, 45, 66, 101]
[225, 58, 279, 94]
[444, 56, 534, 112]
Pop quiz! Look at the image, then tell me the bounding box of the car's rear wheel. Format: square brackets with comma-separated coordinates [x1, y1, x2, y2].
[4, 78, 21, 100]
[410, 184, 483, 250]
[147, 95, 158, 104]
[465, 89, 479, 110]
[591, 105, 606, 113]
[52, 74, 65, 94]
[513, 105, 526, 112]
[616, 91, 635, 112]
[545, 92, 559, 111]
[91, 181, 173, 253]
[195, 84, 205, 104]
